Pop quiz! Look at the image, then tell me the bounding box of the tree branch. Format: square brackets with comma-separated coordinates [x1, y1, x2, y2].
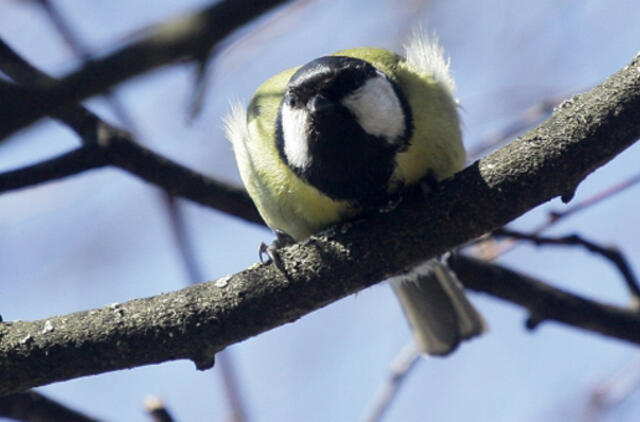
[0, 146, 107, 190]
[144, 397, 176, 422]
[0, 118, 262, 224]
[0, 39, 263, 225]
[475, 170, 640, 260]
[0, 0, 293, 140]
[361, 342, 421, 422]
[468, 92, 568, 159]
[493, 228, 640, 301]
[450, 255, 640, 338]
[32, 0, 142, 131]
[1, 51, 639, 396]
[0, 390, 101, 422]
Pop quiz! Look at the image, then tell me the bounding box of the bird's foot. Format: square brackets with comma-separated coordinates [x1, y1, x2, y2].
[420, 172, 441, 194]
[259, 230, 296, 275]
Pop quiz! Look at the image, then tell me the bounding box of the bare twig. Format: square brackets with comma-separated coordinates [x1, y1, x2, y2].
[583, 355, 640, 422]
[144, 396, 175, 422]
[34, 0, 90, 60]
[476, 170, 640, 260]
[493, 229, 640, 303]
[33, 0, 138, 130]
[187, 0, 318, 120]
[0, 390, 102, 422]
[361, 342, 421, 422]
[165, 196, 204, 283]
[217, 350, 248, 422]
[547, 170, 640, 227]
[450, 255, 640, 334]
[468, 94, 568, 159]
[0, 0, 293, 140]
[219, 0, 314, 60]
[187, 49, 217, 121]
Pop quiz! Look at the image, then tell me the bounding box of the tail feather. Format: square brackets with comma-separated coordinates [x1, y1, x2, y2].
[390, 258, 485, 356]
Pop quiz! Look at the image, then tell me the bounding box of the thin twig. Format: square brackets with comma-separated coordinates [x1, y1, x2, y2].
[477, 170, 640, 260]
[468, 94, 569, 159]
[187, 47, 218, 122]
[216, 350, 248, 422]
[218, 0, 315, 62]
[582, 355, 640, 422]
[361, 342, 421, 422]
[0, 390, 102, 422]
[35, 0, 90, 60]
[547, 171, 640, 227]
[187, 0, 317, 120]
[165, 196, 203, 283]
[450, 255, 640, 335]
[33, 0, 138, 130]
[494, 229, 640, 303]
[144, 396, 175, 422]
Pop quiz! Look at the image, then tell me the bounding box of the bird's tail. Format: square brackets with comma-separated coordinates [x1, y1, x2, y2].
[390, 257, 485, 356]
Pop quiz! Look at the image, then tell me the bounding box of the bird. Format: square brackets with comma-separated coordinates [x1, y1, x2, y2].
[225, 31, 485, 355]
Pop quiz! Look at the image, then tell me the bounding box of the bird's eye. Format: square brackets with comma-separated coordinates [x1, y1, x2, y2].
[284, 92, 299, 108]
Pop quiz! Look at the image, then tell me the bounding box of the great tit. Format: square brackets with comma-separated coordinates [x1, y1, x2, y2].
[225, 32, 484, 355]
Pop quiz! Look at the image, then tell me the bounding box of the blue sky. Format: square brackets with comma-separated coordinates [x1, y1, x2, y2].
[2, 1, 640, 421]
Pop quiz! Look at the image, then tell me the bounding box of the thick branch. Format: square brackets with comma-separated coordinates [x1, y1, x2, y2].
[0, 0, 292, 140]
[1, 52, 639, 396]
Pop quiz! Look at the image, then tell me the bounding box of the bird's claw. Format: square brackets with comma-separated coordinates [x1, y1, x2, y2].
[259, 230, 296, 277]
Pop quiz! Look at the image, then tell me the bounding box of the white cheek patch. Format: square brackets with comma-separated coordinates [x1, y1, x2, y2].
[281, 104, 311, 169]
[342, 74, 405, 143]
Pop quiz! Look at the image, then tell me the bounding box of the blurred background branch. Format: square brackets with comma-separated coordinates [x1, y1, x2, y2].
[493, 229, 640, 302]
[32, 0, 138, 130]
[0, 390, 102, 422]
[0, 0, 293, 139]
[450, 255, 640, 340]
[361, 342, 421, 422]
[0, 39, 263, 225]
[144, 396, 176, 422]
